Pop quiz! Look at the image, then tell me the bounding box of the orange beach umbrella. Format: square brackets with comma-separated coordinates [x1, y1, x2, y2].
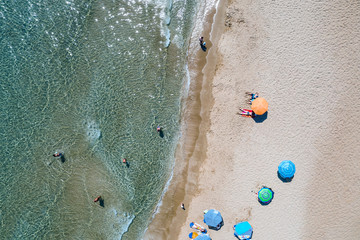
[251, 97, 268, 115]
[189, 232, 198, 239]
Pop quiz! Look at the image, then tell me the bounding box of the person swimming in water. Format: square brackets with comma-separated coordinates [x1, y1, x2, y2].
[199, 36, 206, 47]
[94, 196, 101, 202]
[53, 152, 62, 157]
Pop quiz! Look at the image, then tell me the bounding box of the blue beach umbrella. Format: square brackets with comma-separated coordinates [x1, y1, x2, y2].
[234, 221, 253, 239]
[203, 209, 223, 228]
[278, 160, 296, 179]
[195, 234, 211, 240]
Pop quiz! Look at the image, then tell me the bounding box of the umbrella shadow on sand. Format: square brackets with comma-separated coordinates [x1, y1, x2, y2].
[258, 199, 273, 206]
[277, 171, 294, 183]
[253, 112, 268, 123]
[234, 231, 253, 240]
[208, 221, 224, 231]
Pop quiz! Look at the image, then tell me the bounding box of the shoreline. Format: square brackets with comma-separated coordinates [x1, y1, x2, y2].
[143, 0, 225, 239]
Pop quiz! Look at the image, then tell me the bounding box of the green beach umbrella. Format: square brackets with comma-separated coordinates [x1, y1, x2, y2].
[258, 187, 274, 205]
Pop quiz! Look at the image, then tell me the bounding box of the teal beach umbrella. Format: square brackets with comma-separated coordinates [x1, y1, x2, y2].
[234, 221, 253, 239]
[258, 187, 274, 205]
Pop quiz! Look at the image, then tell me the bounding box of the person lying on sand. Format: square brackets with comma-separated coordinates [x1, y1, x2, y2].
[190, 222, 207, 233]
[246, 92, 259, 104]
[238, 108, 256, 118]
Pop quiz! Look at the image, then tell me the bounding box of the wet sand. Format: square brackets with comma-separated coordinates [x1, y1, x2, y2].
[143, 1, 221, 239]
[145, 0, 360, 239]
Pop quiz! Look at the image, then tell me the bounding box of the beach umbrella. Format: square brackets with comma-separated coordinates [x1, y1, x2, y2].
[258, 187, 274, 204]
[251, 97, 268, 115]
[189, 232, 198, 239]
[195, 234, 211, 240]
[278, 160, 296, 179]
[234, 221, 253, 239]
[203, 209, 223, 228]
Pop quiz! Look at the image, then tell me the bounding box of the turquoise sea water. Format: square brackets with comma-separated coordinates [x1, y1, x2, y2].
[0, 0, 197, 239]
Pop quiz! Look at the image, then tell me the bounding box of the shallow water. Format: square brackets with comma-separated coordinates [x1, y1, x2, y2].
[0, 0, 197, 239]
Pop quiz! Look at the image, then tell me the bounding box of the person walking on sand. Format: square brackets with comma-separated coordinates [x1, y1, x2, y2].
[181, 203, 185, 210]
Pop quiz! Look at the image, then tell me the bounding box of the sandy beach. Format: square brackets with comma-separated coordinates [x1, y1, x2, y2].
[145, 0, 360, 239]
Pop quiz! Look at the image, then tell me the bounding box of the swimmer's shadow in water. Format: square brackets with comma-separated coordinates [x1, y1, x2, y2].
[99, 198, 105, 207]
[48, 155, 66, 166]
[159, 130, 164, 138]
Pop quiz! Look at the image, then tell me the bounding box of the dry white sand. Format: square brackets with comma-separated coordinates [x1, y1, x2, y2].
[175, 0, 360, 239]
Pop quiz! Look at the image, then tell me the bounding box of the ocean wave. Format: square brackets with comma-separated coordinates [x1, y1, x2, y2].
[109, 208, 135, 239]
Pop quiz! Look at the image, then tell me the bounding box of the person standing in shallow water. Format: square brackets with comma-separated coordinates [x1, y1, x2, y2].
[122, 158, 130, 167]
[199, 36, 206, 51]
[157, 125, 164, 138]
[199, 36, 206, 46]
[199, 36, 204, 45]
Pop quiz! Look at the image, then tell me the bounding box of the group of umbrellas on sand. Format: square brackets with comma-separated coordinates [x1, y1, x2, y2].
[188, 160, 296, 239]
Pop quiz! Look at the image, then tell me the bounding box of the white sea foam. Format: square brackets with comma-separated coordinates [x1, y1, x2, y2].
[142, 131, 181, 239]
[107, 208, 135, 240]
[182, 63, 191, 99]
[85, 120, 101, 143]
